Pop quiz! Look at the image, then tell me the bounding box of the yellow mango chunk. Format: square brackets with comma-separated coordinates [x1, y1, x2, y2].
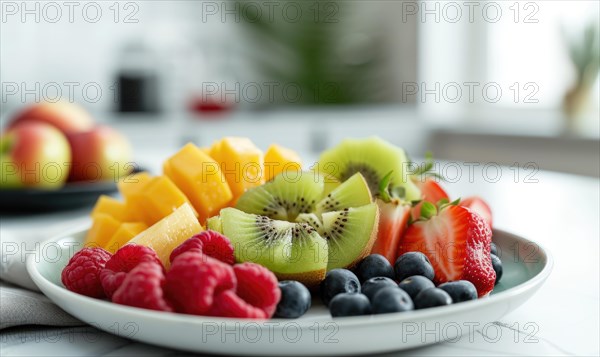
[104, 222, 148, 253]
[117, 172, 152, 198]
[129, 203, 202, 269]
[118, 172, 154, 223]
[264, 144, 303, 181]
[138, 176, 197, 226]
[165, 143, 232, 224]
[84, 214, 121, 248]
[90, 195, 128, 221]
[210, 137, 264, 201]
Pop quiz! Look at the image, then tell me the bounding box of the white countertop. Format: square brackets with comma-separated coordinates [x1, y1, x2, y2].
[1, 155, 598, 356]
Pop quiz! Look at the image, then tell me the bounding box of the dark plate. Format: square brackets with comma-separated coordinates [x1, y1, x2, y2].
[0, 167, 145, 212]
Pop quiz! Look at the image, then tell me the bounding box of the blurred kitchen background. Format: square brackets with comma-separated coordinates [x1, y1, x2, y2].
[1, 0, 599, 176]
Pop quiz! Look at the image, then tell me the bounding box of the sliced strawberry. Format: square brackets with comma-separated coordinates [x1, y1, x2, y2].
[371, 171, 413, 264]
[371, 200, 411, 265]
[399, 203, 495, 297]
[411, 178, 450, 220]
[461, 196, 493, 229]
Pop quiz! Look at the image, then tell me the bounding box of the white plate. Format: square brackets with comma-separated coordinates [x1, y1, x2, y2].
[27, 229, 552, 356]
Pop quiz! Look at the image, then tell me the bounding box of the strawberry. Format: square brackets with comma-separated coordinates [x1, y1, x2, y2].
[370, 172, 412, 265]
[398, 202, 495, 297]
[461, 196, 493, 229]
[411, 179, 449, 220]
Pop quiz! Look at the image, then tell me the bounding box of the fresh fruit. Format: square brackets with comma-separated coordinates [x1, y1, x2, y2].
[219, 207, 329, 287]
[100, 244, 163, 299]
[61, 248, 111, 298]
[490, 242, 498, 257]
[361, 277, 398, 301]
[370, 172, 412, 265]
[68, 125, 133, 182]
[399, 203, 496, 297]
[208, 290, 267, 319]
[9, 101, 94, 135]
[314, 172, 372, 215]
[236, 172, 325, 221]
[264, 144, 302, 182]
[1, 122, 71, 189]
[438, 280, 478, 303]
[206, 216, 223, 233]
[317, 137, 421, 201]
[134, 176, 197, 226]
[169, 230, 235, 265]
[355, 254, 394, 282]
[90, 195, 129, 221]
[236, 171, 378, 269]
[231, 262, 281, 318]
[104, 222, 148, 253]
[321, 203, 379, 270]
[129, 203, 203, 268]
[414, 288, 453, 309]
[84, 214, 121, 248]
[275, 281, 312, 318]
[165, 252, 236, 315]
[491, 254, 503, 284]
[209, 137, 265, 202]
[411, 178, 449, 220]
[372, 287, 414, 314]
[164, 143, 233, 223]
[112, 262, 173, 312]
[394, 252, 435, 282]
[461, 196, 493, 229]
[397, 276, 435, 300]
[320, 269, 361, 306]
[329, 293, 371, 317]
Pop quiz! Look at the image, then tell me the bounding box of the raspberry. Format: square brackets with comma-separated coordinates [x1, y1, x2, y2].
[208, 290, 267, 319]
[232, 263, 281, 318]
[112, 262, 173, 312]
[165, 252, 236, 315]
[169, 230, 235, 265]
[100, 244, 163, 299]
[61, 248, 112, 298]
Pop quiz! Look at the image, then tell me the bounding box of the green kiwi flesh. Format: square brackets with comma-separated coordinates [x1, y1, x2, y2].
[317, 136, 421, 201]
[315, 172, 372, 215]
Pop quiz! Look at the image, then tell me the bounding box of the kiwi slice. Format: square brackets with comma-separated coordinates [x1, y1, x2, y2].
[317, 137, 421, 201]
[206, 216, 222, 233]
[219, 208, 328, 286]
[315, 172, 372, 215]
[236, 172, 323, 221]
[321, 203, 379, 270]
[295, 213, 323, 231]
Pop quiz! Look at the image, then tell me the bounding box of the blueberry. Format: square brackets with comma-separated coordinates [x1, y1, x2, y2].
[372, 287, 414, 314]
[438, 280, 477, 303]
[361, 277, 398, 301]
[275, 281, 311, 319]
[414, 288, 452, 309]
[491, 254, 503, 284]
[356, 254, 394, 282]
[320, 269, 360, 306]
[398, 275, 435, 300]
[490, 242, 498, 256]
[394, 252, 435, 282]
[329, 293, 371, 317]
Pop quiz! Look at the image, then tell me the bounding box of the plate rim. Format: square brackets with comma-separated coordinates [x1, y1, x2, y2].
[27, 227, 554, 328]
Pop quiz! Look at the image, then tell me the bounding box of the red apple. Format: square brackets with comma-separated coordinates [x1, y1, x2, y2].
[9, 101, 95, 135]
[68, 126, 133, 182]
[1, 122, 72, 189]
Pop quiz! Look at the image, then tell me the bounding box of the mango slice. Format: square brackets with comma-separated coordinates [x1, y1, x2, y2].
[264, 144, 302, 181]
[136, 176, 197, 226]
[90, 195, 128, 221]
[104, 222, 148, 253]
[164, 143, 232, 223]
[129, 203, 202, 268]
[84, 214, 121, 248]
[210, 137, 264, 201]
